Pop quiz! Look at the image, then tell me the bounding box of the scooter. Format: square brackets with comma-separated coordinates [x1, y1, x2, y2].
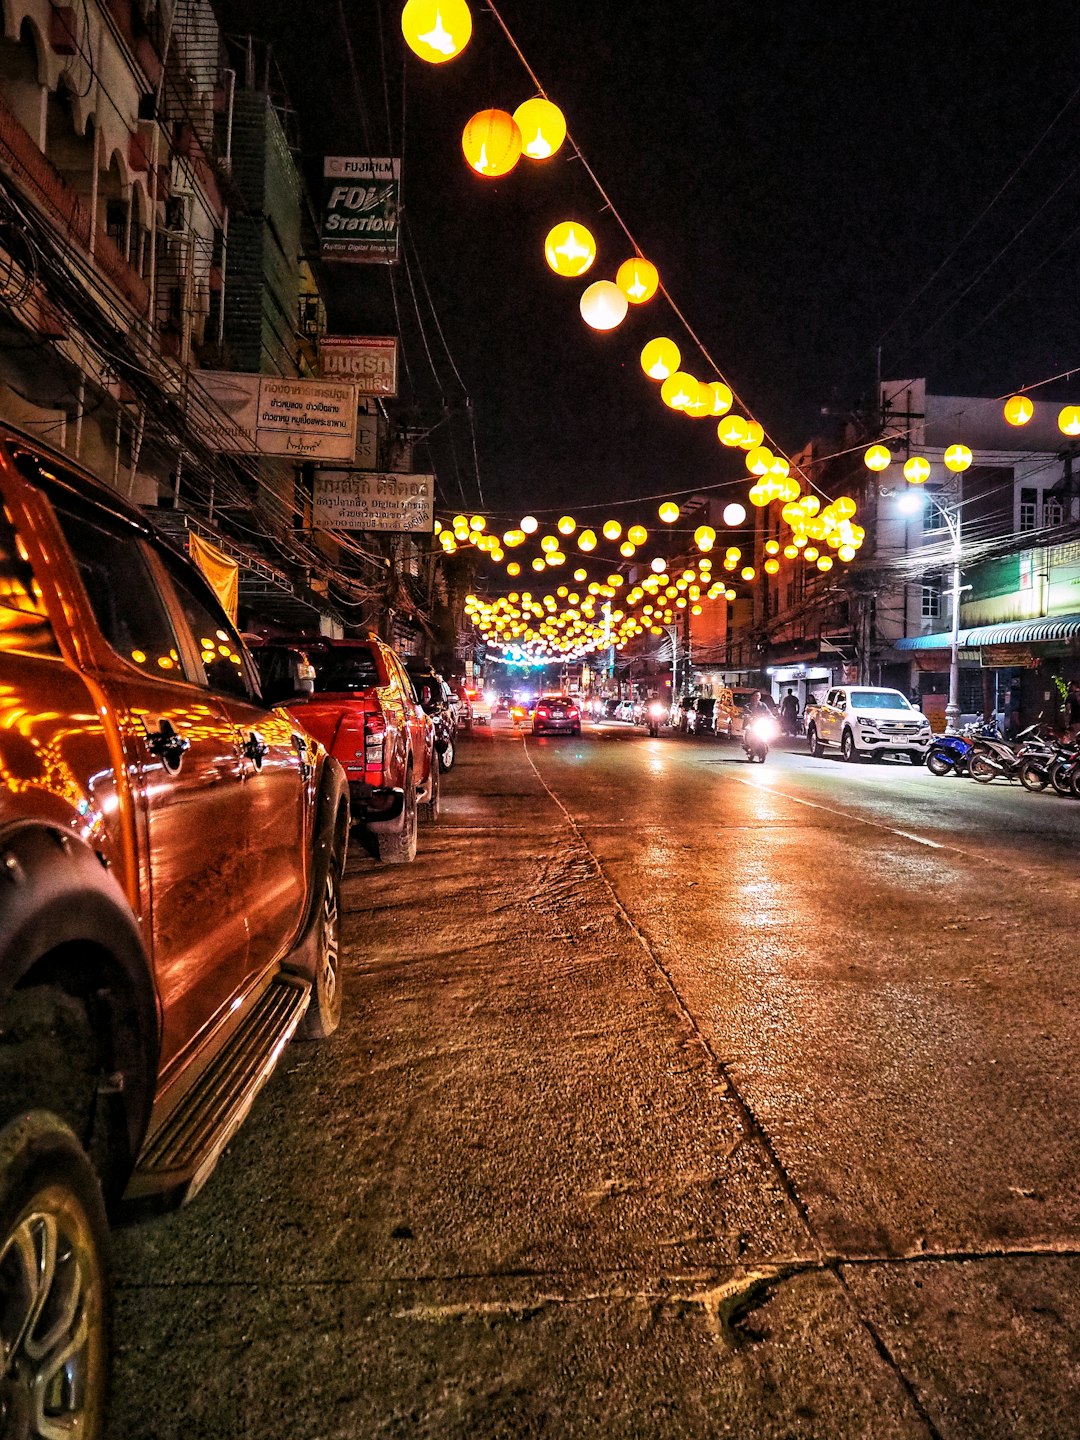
[925, 720, 998, 777]
[742, 714, 779, 763]
[645, 699, 666, 737]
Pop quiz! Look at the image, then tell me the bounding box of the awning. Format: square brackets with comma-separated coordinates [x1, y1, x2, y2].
[895, 612, 1080, 651]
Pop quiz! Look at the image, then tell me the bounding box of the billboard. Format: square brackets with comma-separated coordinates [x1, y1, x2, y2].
[319, 336, 398, 397]
[192, 373, 358, 461]
[313, 472, 434, 533]
[321, 157, 401, 263]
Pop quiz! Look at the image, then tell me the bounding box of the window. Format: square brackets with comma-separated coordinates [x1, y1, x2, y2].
[311, 645, 381, 693]
[0, 503, 56, 655]
[921, 585, 940, 619]
[1044, 493, 1064, 528]
[923, 487, 947, 533]
[159, 554, 255, 701]
[1020, 488, 1037, 532]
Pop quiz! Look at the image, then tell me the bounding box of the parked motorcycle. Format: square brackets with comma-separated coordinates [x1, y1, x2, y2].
[925, 720, 997, 777]
[968, 725, 1047, 784]
[645, 699, 666, 738]
[742, 714, 779, 763]
[1016, 734, 1069, 793]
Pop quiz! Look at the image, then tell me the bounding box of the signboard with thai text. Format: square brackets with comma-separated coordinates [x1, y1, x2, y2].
[321, 157, 401, 263]
[192, 373, 358, 461]
[319, 336, 398, 397]
[312, 472, 434, 532]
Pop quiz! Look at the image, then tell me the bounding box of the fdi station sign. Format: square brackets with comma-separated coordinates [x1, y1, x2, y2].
[312, 472, 434, 533]
[321, 158, 401, 263]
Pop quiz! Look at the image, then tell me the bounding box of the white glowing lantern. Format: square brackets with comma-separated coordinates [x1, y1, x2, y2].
[580, 281, 629, 331]
[722, 502, 747, 527]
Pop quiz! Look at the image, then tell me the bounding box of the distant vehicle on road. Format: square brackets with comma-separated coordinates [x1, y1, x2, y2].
[467, 688, 492, 724]
[804, 686, 931, 763]
[532, 694, 581, 735]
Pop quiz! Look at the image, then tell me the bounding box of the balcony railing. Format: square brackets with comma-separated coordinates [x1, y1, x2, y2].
[0, 90, 149, 316]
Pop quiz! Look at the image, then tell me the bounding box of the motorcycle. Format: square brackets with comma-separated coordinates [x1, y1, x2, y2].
[968, 725, 1047, 784]
[925, 720, 998, 777]
[645, 699, 667, 738]
[742, 713, 779, 763]
[510, 704, 528, 730]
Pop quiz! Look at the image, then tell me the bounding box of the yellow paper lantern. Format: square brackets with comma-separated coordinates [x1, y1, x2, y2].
[804, 546, 819, 561]
[507, 561, 521, 576]
[745, 446, 773, 476]
[602, 519, 622, 541]
[531, 557, 546, 572]
[580, 281, 629, 331]
[718, 415, 749, 447]
[683, 385, 715, 418]
[817, 555, 834, 572]
[748, 486, 769, 507]
[1059, 406, 1080, 437]
[694, 525, 716, 551]
[469, 514, 485, 531]
[833, 496, 857, 519]
[783, 544, 799, 559]
[764, 558, 780, 575]
[765, 539, 780, 555]
[944, 443, 973, 473]
[740, 420, 765, 450]
[863, 444, 891, 472]
[616, 257, 659, 304]
[658, 502, 680, 523]
[706, 381, 734, 416]
[401, 0, 472, 63]
[540, 534, 559, 553]
[627, 524, 648, 546]
[1004, 394, 1034, 427]
[521, 514, 539, 533]
[620, 541, 636, 558]
[661, 372, 700, 411]
[462, 109, 522, 177]
[725, 588, 736, 601]
[557, 515, 576, 535]
[640, 337, 681, 381]
[904, 456, 931, 485]
[722, 502, 747, 527]
[544, 221, 596, 277]
[838, 545, 856, 562]
[741, 566, 756, 581]
[513, 97, 566, 160]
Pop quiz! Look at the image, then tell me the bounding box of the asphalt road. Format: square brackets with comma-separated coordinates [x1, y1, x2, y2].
[109, 719, 1080, 1438]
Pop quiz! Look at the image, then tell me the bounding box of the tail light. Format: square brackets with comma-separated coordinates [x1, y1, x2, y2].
[364, 713, 386, 781]
[536, 706, 549, 718]
[568, 707, 579, 718]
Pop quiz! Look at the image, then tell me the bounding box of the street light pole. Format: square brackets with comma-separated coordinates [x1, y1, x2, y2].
[945, 505, 962, 735]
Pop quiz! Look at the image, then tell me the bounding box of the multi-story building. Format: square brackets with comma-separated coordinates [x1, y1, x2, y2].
[742, 379, 1078, 726]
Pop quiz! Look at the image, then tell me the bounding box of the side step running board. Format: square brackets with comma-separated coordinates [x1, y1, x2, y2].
[126, 973, 310, 1205]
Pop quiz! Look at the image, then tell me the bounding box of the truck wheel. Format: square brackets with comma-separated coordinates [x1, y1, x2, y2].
[0, 1113, 110, 1440]
[298, 859, 342, 1040]
[378, 768, 418, 863]
[807, 724, 821, 757]
[420, 758, 441, 823]
[841, 729, 860, 762]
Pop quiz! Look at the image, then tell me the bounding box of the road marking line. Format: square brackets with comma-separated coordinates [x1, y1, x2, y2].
[735, 776, 949, 850]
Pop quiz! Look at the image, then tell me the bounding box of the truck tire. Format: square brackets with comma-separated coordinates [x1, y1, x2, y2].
[377, 767, 418, 863]
[298, 859, 342, 1040]
[0, 1113, 110, 1440]
[419, 758, 441, 823]
[841, 728, 860, 762]
[807, 724, 821, 757]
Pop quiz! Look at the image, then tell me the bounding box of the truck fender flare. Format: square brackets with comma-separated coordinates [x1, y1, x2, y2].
[0, 822, 158, 1162]
[286, 758, 349, 984]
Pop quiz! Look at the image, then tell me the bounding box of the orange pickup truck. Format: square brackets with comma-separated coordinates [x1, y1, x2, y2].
[0, 429, 349, 1437]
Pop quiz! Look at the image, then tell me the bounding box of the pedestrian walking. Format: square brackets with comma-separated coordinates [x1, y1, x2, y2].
[779, 688, 799, 735]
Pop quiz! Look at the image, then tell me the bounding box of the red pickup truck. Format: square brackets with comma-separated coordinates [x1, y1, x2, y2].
[260, 637, 439, 863]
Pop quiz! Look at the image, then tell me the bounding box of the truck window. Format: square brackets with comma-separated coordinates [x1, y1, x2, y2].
[159, 553, 256, 703]
[0, 501, 56, 655]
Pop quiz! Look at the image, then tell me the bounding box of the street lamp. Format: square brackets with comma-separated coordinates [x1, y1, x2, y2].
[895, 488, 967, 734]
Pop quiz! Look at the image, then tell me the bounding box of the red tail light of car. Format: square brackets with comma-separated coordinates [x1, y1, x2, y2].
[363, 712, 386, 782]
[568, 706, 579, 718]
[536, 706, 550, 718]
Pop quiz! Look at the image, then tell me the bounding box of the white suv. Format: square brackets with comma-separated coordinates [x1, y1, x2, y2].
[805, 686, 932, 763]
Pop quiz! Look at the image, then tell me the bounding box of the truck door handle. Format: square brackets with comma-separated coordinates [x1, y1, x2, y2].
[242, 731, 269, 769]
[145, 718, 190, 773]
[291, 732, 313, 779]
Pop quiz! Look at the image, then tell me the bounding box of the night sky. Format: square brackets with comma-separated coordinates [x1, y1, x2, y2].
[219, 1, 1080, 519]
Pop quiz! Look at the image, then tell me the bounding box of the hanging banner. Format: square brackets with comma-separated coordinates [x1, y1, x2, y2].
[312, 472, 434, 533]
[188, 532, 239, 623]
[321, 157, 401, 263]
[319, 336, 398, 396]
[191, 373, 358, 461]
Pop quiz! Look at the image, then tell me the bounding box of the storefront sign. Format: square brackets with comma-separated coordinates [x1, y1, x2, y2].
[354, 412, 378, 469]
[319, 336, 398, 396]
[312, 472, 434, 532]
[192, 373, 358, 461]
[321, 157, 401, 263]
[980, 646, 1039, 669]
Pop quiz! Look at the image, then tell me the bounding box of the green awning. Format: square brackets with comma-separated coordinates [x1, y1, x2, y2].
[895, 612, 1080, 650]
